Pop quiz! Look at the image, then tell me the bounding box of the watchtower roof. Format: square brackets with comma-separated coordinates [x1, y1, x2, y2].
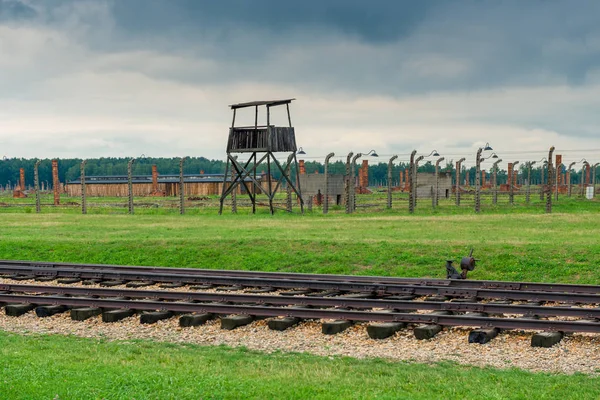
[229, 99, 295, 109]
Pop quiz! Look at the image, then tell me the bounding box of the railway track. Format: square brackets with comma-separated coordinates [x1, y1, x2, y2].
[0, 260, 599, 347]
[1, 259, 599, 294]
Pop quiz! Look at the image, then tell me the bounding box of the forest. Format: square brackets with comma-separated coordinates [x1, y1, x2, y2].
[0, 156, 583, 189]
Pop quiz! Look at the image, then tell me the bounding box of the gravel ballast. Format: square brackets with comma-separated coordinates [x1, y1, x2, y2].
[0, 311, 599, 375]
[1, 278, 599, 374]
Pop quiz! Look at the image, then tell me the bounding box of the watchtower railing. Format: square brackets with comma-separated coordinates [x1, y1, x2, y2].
[227, 126, 297, 153]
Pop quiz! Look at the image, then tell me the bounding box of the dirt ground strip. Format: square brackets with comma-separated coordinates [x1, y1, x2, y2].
[0, 310, 599, 375]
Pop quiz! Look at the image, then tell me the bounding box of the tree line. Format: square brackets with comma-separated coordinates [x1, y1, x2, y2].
[0, 157, 591, 189]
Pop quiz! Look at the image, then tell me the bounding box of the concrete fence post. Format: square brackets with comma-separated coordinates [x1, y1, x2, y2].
[540, 162, 546, 201]
[52, 159, 60, 206]
[455, 158, 465, 207]
[593, 163, 599, 198]
[567, 162, 575, 197]
[413, 155, 424, 211]
[345, 152, 353, 214]
[546, 147, 555, 213]
[387, 155, 398, 209]
[409, 151, 417, 213]
[180, 157, 186, 215]
[434, 157, 444, 208]
[509, 161, 519, 205]
[34, 160, 41, 213]
[284, 153, 293, 213]
[526, 162, 532, 204]
[475, 149, 483, 213]
[324, 152, 335, 214]
[127, 158, 135, 214]
[351, 153, 362, 212]
[81, 159, 87, 214]
[555, 162, 563, 201]
[492, 159, 502, 205]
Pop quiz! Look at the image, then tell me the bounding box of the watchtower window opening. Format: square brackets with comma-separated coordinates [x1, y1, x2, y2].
[226, 99, 297, 153]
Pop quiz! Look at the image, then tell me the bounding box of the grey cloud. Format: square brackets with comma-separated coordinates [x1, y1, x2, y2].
[6, 0, 600, 97]
[0, 0, 36, 21]
[108, 0, 439, 44]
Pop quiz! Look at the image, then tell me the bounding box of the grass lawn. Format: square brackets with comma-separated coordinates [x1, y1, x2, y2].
[0, 202, 599, 283]
[0, 199, 599, 398]
[0, 332, 598, 400]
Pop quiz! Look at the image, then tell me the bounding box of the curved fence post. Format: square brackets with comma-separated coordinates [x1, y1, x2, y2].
[345, 152, 353, 214]
[409, 150, 417, 213]
[413, 155, 424, 211]
[323, 152, 335, 214]
[475, 149, 483, 213]
[387, 155, 398, 209]
[455, 158, 465, 207]
[351, 153, 362, 212]
[492, 159, 502, 205]
[435, 157, 444, 208]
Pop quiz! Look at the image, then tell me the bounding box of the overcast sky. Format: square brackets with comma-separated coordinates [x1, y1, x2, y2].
[1, 0, 600, 167]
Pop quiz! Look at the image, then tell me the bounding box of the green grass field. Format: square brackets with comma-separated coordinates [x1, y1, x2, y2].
[0, 332, 598, 400]
[0, 198, 599, 399]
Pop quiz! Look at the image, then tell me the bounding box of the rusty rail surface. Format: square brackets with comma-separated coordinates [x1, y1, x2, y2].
[1, 260, 599, 294]
[1, 283, 600, 320]
[1, 284, 600, 333]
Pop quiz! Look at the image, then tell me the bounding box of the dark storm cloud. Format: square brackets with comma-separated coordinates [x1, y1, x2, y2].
[0, 0, 36, 21]
[109, 0, 439, 44]
[5, 1, 600, 102]
[103, 0, 600, 95]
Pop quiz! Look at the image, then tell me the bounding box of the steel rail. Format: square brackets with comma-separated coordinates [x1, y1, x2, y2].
[1, 260, 599, 294]
[3, 268, 600, 303]
[2, 283, 600, 319]
[1, 293, 599, 333]
[0, 260, 600, 294]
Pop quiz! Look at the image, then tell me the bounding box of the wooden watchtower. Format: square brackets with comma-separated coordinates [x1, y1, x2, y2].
[219, 99, 304, 214]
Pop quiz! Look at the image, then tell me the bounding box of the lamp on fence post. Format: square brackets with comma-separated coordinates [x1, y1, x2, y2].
[492, 158, 502, 205]
[80, 159, 87, 215]
[455, 157, 465, 206]
[387, 155, 398, 209]
[509, 161, 519, 205]
[475, 143, 493, 213]
[546, 147, 555, 213]
[434, 156, 445, 208]
[34, 160, 41, 213]
[345, 152, 353, 214]
[127, 158, 135, 214]
[323, 152, 335, 214]
[567, 161, 576, 197]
